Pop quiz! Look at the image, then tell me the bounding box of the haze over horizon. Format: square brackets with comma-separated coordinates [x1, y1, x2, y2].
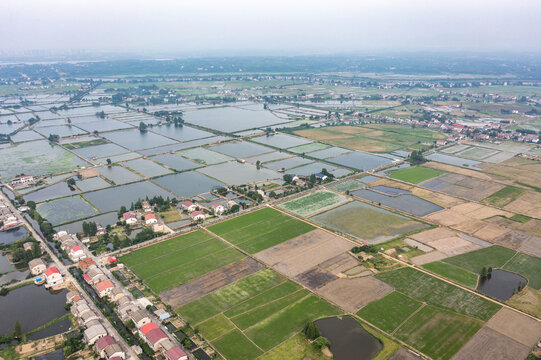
[1, 0, 540, 58]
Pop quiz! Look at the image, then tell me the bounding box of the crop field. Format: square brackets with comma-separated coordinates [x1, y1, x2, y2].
[257, 333, 329, 360]
[36, 195, 99, 225]
[387, 166, 444, 184]
[120, 230, 245, 292]
[207, 207, 315, 253]
[507, 287, 541, 317]
[357, 291, 422, 333]
[376, 267, 501, 321]
[277, 190, 347, 217]
[503, 253, 541, 290]
[422, 261, 478, 288]
[456, 146, 499, 160]
[177, 269, 339, 359]
[294, 124, 446, 153]
[442, 245, 516, 274]
[394, 305, 483, 360]
[482, 185, 526, 208]
[422, 173, 504, 202]
[310, 201, 429, 244]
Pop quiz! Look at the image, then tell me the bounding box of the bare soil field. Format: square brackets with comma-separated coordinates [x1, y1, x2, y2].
[410, 187, 465, 208]
[480, 157, 541, 188]
[389, 348, 423, 360]
[160, 257, 264, 308]
[519, 236, 541, 258]
[493, 230, 531, 250]
[424, 209, 471, 227]
[424, 161, 494, 181]
[318, 253, 360, 275]
[316, 276, 393, 312]
[507, 287, 541, 318]
[486, 308, 541, 347]
[520, 219, 541, 237]
[294, 268, 338, 290]
[253, 229, 352, 277]
[410, 251, 448, 265]
[451, 327, 529, 360]
[504, 191, 541, 218]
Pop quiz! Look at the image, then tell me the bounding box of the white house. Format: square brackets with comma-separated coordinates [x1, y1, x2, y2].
[123, 212, 138, 225]
[190, 211, 205, 222]
[44, 267, 63, 287]
[181, 201, 197, 212]
[84, 323, 108, 345]
[211, 203, 225, 215]
[70, 246, 86, 261]
[144, 213, 158, 225]
[28, 258, 47, 275]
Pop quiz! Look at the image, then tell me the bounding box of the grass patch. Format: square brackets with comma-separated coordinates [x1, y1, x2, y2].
[208, 207, 315, 253]
[443, 245, 516, 274]
[422, 261, 478, 288]
[212, 329, 263, 360]
[329, 180, 364, 192]
[394, 305, 483, 360]
[157, 209, 183, 223]
[388, 166, 444, 184]
[257, 332, 330, 360]
[197, 314, 236, 341]
[510, 214, 531, 223]
[277, 190, 347, 217]
[245, 294, 339, 351]
[376, 267, 501, 321]
[516, 181, 541, 193]
[178, 270, 286, 323]
[482, 185, 525, 208]
[357, 291, 422, 333]
[507, 286, 541, 318]
[504, 253, 541, 290]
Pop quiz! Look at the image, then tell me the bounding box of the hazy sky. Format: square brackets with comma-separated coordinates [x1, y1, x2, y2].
[1, 0, 540, 55]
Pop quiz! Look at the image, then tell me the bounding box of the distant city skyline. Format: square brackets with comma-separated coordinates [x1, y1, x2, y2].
[1, 0, 540, 57]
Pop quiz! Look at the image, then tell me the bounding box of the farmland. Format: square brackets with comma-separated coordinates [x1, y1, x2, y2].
[442, 246, 516, 274]
[277, 190, 347, 217]
[375, 267, 501, 321]
[388, 166, 444, 184]
[482, 185, 526, 208]
[422, 261, 479, 288]
[294, 124, 446, 153]
[207, 207, 315, 253]
[120, 230, 245, 292]
[177, 269, 340, 359]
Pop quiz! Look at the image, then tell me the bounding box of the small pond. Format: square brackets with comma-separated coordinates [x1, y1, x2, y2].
[315, 316, 382, 360]
[0, 226, 29, 245]
[476, 269, 527, 301]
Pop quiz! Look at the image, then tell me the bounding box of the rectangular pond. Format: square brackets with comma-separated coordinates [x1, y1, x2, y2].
[264, 156, 313, 171]
[96, 165, 143, 185]
[252, 133, 312, 149]
[122, 158, 173, 178]
[350, 189, 443, 217]
[150, 124, 215, 142]
[54, 212, 119, 233]
[102, 128, 178, 150]
[177, 147, 233, 165]
[24, 181, 80, 203]
[37, 195, 99, 225]
[198, 161, 282, 185]
[153, 171, 224, 198]
[72, 143, 129, 159]
[426, 153, 482, 170]
[150, 153, 202, 171]
[328, 151, 393, 171]
[75, 177, 111, 192]
[209, 141, 273, 159]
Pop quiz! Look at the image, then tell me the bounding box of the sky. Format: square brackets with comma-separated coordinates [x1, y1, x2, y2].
[1, 0, 540, 56]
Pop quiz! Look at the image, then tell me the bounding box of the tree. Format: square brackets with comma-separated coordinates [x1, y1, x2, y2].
[106, 158, 112, 166]
[230, 204, 240, 213]
[13, 321, 21, 339]
[48, 134, 59, 143]
[283, 174, 293, 184]
[256, 160, 261, 170]
[139, 122, 148, 132]
[312, 336, 330, 350]
[303, 321, 321, 340]
[409, 150, 426, 165]
[480, 267, 488, 278]
[67, 178, 76, 186]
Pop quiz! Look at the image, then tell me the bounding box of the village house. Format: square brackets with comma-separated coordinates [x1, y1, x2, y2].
[181, 201, 197, 212]
[109, 287, 126, 303]
[123, 212, 138, 225]
[144, 213, 158, 225]
[23, 241, 34, 252]
[69, 245, 86, 261]
[84, 323, 108, 345]
[96, 279, 114, 298]
[211, 202, 225, 215]
[142, 201, 152, 213]
[28, 258, 47, 275]
[9, 175, 37, 188]
[117, 302, 139, 321]
[139, 323, 168, 350]
[78, 257, 96, 270]
[190, 211, 205, 222]
[44, 267, 63, 287]
[80, 310, 100, 326]
[95, 335, 116, 358]
[104, 343, 125, 360]
[130, 309, 151, 329]
[85, 266, 107, 284]
[72, 301, 91, 318]
[66, 291, 82, 303]
[165, 346, 188, 360]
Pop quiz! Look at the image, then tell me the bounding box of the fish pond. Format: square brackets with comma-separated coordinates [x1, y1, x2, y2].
[37, 195, 99, 225]
[476, 269, 527, 301]
[315, 316, 382, 360]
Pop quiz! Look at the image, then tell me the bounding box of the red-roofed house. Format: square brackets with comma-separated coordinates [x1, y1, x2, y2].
[140, 323, 168, 350]
[83, 274, 92, 283]
[123, 212, 138, 225]
[69, 245, 86, 261]
[44, 267, 63, 286]
[95, 335, 116, 358]
[96, 280, 114, 298]
[181, 201, 197, 212]
[190, 211, 205, 222]
[144, 213, 157, 225]
[211, 203, 225, 215]
[165, 346, 188, 360]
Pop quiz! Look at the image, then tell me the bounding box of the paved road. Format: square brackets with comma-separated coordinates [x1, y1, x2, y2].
[0, 190, 139, 360]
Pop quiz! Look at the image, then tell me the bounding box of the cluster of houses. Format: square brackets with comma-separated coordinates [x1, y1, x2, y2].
[0, 199, 22, 231]
[181, 200, 233, 220]
[122, 201, 166, 232]
[54, 230, 87, 262]
[8, 174, 39, 189]
[78, 257, 188, 360]
[67, 289, 127, 360]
